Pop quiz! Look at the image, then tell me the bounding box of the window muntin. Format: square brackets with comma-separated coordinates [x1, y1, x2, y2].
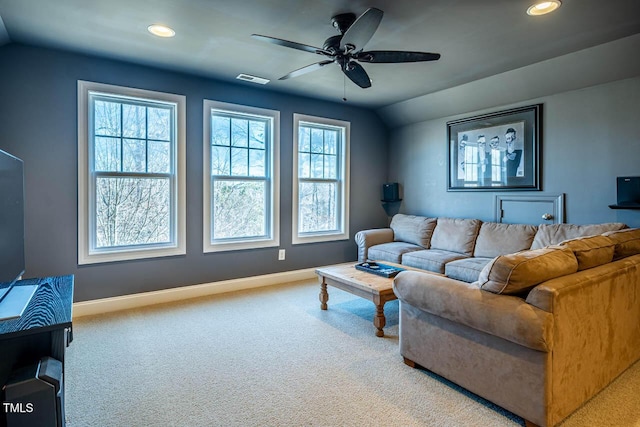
[204, 101, 279, 252]
[78, 81, 185, 264]
[293, 114, 349, 244]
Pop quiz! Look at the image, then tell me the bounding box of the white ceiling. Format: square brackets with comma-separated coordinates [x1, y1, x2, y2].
[1, 0, 640, 110]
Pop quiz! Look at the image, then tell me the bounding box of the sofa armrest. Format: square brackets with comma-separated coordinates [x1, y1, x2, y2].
[525, 255, 640, 313]
[393, 271, 553, 352]
[524, 255, 640, 426]
[354, 228, 394, 262]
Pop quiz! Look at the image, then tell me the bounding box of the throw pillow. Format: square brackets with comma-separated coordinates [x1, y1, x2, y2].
[478, 246, 578, 295]
[559, 235, 615, 271]
[603, 228, 640, 260]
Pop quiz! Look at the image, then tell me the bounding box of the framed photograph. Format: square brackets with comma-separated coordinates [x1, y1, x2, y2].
[447, 104, 541, 191]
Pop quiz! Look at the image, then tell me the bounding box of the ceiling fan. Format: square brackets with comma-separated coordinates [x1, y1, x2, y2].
[251, 7, 441, 89]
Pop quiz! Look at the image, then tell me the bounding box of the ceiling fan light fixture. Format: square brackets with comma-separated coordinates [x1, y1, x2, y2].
[147, 24, 175, 38]
[527, 1, 562, 16]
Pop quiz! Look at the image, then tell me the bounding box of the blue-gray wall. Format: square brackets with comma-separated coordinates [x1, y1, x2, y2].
[388, 76, 640, 228]
[0, 43, 390, 301]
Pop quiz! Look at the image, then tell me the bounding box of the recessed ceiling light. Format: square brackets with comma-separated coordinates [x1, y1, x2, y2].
[527, 0, 562, 16]
[147, 24, 175, 38]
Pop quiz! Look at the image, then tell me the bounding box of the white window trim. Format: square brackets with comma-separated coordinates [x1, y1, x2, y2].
[292, 113, 350, 245]
[77, 80, 186, 265]
[203, 100, 280, 253]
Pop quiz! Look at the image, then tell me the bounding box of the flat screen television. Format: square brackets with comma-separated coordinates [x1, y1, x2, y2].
[0, 148, 25, 286]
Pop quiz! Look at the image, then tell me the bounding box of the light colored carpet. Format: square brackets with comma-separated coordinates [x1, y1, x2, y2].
[65, 280, 640, 426]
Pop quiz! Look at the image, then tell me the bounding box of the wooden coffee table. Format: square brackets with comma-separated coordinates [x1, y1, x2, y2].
[315, 262, 406, 337]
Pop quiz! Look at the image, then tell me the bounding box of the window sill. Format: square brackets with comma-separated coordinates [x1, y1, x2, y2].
[292, 232, 349, 245]
[78, 245, 186, 265]
[204, 239, 279, 253]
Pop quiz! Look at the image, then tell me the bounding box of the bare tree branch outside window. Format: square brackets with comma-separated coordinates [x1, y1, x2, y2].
[297, 124, 341, 234]
[210, 112, 269, 241]
[92, 97, 174, 249]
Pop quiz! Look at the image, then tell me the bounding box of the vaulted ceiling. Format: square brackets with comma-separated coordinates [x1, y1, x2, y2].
[1, 0, 640, 112]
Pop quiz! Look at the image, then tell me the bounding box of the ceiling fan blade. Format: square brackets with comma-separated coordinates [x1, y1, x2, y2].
[340, 8, 383, 52]
[342, 61, 371, 88]
[355, 51, 441, 63]
[279, 60, 335, 80]
[251, 34, 329, 55]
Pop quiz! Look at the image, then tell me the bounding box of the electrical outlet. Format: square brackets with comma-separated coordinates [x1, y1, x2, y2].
[278, 249, 285, 260]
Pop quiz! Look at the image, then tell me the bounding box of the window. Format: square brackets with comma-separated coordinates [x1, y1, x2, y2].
[78, 81, 186, 264]
[203, 101, 279, 252]
[293, 114, 350, 244]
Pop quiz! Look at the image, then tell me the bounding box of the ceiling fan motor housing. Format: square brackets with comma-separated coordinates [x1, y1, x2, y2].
[331, 13, 356, 34]
[323, 35, 343, 53]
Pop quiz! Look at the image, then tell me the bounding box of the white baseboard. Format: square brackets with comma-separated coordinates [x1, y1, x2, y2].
[73, 267, 318, 318]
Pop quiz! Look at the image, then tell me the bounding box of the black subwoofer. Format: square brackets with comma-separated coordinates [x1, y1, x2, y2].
[3, 357, 64, 427]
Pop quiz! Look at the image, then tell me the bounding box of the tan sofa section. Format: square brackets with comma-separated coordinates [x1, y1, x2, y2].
[393, 227, 640, 427]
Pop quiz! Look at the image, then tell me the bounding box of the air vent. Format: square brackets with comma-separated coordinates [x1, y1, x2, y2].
[236, 74, 270, 85]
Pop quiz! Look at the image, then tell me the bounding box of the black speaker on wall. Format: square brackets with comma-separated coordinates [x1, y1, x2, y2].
[382, 183, 400, 202]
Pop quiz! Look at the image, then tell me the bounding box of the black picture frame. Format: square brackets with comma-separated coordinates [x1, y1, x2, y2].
[447, 104, 541, 191]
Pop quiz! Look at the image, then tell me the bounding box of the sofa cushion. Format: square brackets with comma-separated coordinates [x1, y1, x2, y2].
[559, 235, 615, 271]
[478, 246, 578, 295]
[603, 228, 640, 260]
[368, 242, 423, 264]
[474, 222, 538, 258]
[390, 214, 437, 248]
[402, 249, 468, 274]
[445, 257, 493, 283]
[393, 271, 553, 352]
[530, 222, 627, 249]
[430, 218, 481, 255]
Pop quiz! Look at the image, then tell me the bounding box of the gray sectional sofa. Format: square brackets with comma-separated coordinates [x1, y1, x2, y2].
[355, 214, 640, 427]
[355, 214, 626, 283]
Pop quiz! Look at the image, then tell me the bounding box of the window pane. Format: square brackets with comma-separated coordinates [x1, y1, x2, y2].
[212, 116, 230, 146]
[310, 128, 323, 153]
[249, 121, 266, 149]
[324, 154, 337, 179]
[205, 102, 277, 250]
[231, 148, 248, 176]
[212, 180, 266, 239]
[212, 146, 230, 175]
[122, 104, 146, 138]
[249, 149, 265, 177]
[148, 107, 171, 141]
[299, 127, 310, 152]
[94, 100, 121, 136]
[148, 140, 170, 173]
[298, 182, 337, 233]
[324, 130, 337, 154]
[94, 137, 121, 171]
[95, 177, 171, 247]
[122, 139, 146, 173]
[311, 154, 323, 179]
[298, 153, 310, 179]
[231, 118, 248, 147]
